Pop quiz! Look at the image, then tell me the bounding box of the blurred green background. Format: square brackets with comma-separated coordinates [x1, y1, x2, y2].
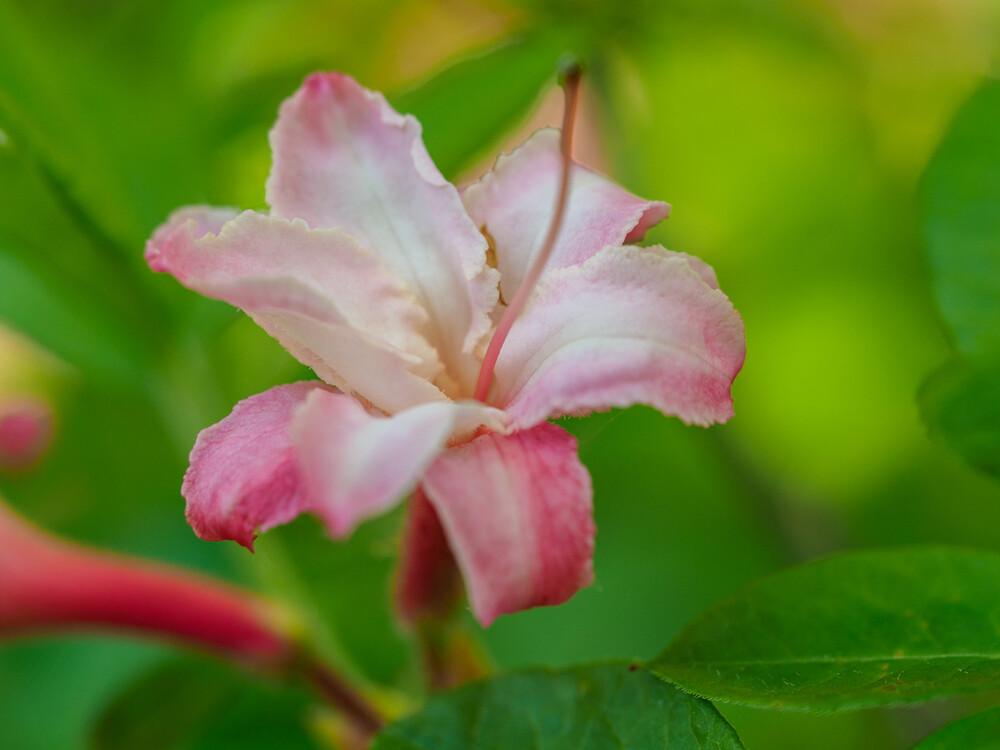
[1, 0, 998, 748]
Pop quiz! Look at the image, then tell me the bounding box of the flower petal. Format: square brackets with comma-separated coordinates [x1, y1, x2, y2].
[291, 391, 503, 537]
[493, 245, 746, 429]
[462, 129, 669, 300]
[421, 423, 595, 626]
[183, 382, 322, 550]
[147, 208, 446, 414]
[146, 205, 239, 244]
[185, 384, 504, 550]
[266, 72, 499, 394]
[394, 487, 463, 625]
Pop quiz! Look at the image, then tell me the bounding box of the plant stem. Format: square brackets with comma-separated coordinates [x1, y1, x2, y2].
[303, 655, 385, 737]
[0, 499, 385, 739]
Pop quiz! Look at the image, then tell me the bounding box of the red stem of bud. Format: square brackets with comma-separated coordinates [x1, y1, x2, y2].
[473, 67, 582, 403]
[0, 503, 289, 667]
[0, 501, 384, 738]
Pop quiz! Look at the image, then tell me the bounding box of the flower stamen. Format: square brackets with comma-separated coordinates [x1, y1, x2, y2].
[473, 66, 582, 404]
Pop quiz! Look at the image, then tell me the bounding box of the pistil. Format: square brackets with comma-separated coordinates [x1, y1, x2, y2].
[473, 66, 582, 403]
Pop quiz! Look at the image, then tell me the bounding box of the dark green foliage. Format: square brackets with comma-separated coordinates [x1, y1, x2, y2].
[920, 78, 1000, 359]
[919, 356, 1000, 477]
[651, 548, 1000, 710]
[373, 663, 744, 750]
[89, 656, 321, 750]
[919, 78, 1000, 477]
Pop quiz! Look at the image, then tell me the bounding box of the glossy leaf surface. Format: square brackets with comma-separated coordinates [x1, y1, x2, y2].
[651, 548, 1000, 710]
[373, 662, 744, 750]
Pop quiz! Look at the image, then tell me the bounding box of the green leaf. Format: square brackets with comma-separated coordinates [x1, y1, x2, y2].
[372, 662, 744, 750]
[391, 29, 580, 180]
[89, 657, 244, 750]
[0, 108, 158, 382]
[919, 356, 1000, 476]
[918, 77, 1000, 477]
[89, 656, 321, 750]
[911, 706, 1000, 749]
[649, 547, 1000, 710]
[0, 639, 167, 750]
[920, 77, 1000, 358]
[0, 2, 209, 253]
[0, 251, 146, 384]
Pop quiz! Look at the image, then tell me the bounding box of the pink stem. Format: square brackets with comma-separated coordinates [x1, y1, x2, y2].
[0, 502, 384, 736]
[0, 502, 288, 667]
[473, 67, 582, 403]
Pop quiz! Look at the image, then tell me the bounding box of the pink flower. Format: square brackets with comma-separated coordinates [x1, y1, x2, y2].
[145, 72, 745, 626]
[0, 397, 54, 473]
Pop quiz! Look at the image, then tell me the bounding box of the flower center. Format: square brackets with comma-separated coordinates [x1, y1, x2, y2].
[472, 66, 582, 404]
